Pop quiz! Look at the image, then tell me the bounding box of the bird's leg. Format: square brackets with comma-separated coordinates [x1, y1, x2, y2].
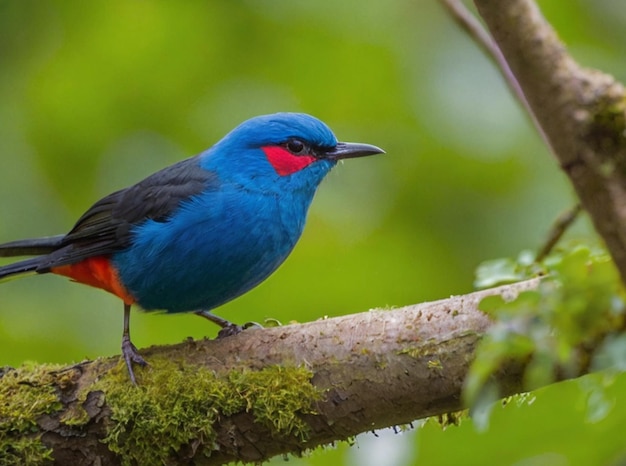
[194, 310, 262, 339]
[194, 310, 235, 328]
[121, 303, 147, 385]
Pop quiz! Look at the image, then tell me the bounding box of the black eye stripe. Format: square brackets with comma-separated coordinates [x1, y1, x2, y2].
[280, 138, 334, 158]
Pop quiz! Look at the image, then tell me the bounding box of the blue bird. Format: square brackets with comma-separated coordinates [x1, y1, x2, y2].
[0, 113, 383, 383]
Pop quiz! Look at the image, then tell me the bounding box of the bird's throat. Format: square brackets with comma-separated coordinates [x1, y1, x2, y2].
[262, 146, 316, 176]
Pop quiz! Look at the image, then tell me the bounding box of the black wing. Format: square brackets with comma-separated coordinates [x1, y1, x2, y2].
[37, 156, 218, 270]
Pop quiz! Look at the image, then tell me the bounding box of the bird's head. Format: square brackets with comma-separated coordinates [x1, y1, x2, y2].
[201, 113, 383, 192]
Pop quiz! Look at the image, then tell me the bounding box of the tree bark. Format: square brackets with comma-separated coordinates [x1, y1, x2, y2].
[2, 280, 541, 466]
[4, 1, 626, 464]
[474, 0, 626, 283]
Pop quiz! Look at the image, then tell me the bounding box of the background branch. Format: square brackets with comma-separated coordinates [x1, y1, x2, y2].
[3, 1, 626, 465]
[472, 0, 626, 283]
[439, 0, 551, 147]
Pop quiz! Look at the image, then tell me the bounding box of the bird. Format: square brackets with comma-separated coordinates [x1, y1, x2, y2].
[0, 113, 383, 384]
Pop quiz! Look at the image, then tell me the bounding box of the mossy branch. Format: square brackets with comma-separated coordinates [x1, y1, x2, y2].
[0, 279, 553, 466]
[5, 1, 626, 464]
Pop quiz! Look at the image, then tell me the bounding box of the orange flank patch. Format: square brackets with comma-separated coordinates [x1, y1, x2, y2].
[51, 256, 136, 305]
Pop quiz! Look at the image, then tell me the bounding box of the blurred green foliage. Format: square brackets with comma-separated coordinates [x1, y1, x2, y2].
[469, 245, 625, 422]
[1, 1, 625, 465]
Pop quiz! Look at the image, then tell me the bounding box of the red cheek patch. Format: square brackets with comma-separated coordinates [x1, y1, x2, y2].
[262, 146, 317, 176]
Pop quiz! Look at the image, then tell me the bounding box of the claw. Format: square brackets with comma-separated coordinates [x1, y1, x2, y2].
[122, 335, 147, 385]
[216, 323, 244, 339]
[215, 321, 262, 339]
[195, 310, 263, 339]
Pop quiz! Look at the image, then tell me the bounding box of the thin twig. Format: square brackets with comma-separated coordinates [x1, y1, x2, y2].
[535, 204, 583, 262]
[439, 0, 552, 151]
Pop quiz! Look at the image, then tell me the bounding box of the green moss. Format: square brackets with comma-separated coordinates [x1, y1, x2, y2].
[59, 403, 90, 426]
[397, 347, 422, 359]
[589, 95, 626, 157]
[226, 367, 320, 440]
[374, 359, 388, 370]
[429, 410, 468, 429]
[0, 353, 321, 465]
[427, 359, 443, 371]
[96, 357, 321, 465]
[0, 363, 64, 465]
[397, 349, 444, 372]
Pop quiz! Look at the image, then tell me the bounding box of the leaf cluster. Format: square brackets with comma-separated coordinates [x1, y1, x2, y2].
[467, 245, 626, 423]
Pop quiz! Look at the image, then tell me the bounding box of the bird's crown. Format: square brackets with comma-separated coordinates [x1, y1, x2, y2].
[202, 113, 339, 180]
[201, 112, 382, 183]
[222, 112, 338, 150]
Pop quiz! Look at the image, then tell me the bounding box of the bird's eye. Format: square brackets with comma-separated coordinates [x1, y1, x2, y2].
[286, 139, 308, 155]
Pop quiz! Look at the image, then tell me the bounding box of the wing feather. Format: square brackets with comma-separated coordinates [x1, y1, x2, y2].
[37, 156, 217, 270]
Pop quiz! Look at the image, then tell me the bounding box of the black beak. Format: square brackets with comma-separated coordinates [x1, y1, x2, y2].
[324, 142, 385, 160]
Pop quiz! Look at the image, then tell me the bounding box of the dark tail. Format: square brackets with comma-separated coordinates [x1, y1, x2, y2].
[0, 235, 64, 257]
[0, 235, 65, 281]
[0, 257, 43, 280]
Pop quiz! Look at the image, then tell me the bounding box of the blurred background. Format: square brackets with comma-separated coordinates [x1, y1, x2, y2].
[1, 1, 625, 465]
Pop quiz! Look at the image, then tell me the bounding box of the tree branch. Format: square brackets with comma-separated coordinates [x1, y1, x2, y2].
[471, 0, 626, 283]
[439, 0, 550, 147]
[1, 280, 546, 465]
[4, 1, 626, 465]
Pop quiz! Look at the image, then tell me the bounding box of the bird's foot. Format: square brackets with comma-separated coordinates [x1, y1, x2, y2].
[121, 336, 148, 386]
[216, 321, 263, 339]
[194, 310, 262, 339]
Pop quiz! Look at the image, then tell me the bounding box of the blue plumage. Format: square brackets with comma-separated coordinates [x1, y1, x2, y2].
[114, 113, 339, 312]
[0, 112, 383, 383]
[113, 171, 312, 312]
